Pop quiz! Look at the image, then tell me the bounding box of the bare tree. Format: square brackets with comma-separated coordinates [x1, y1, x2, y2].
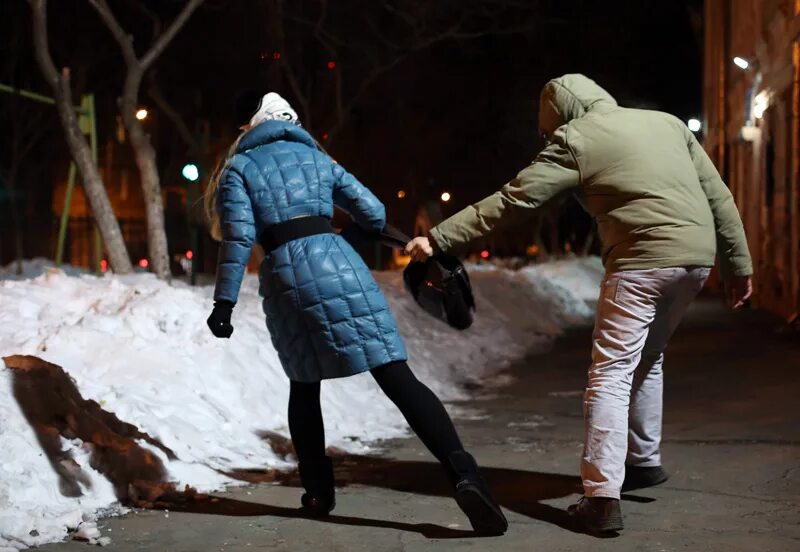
[1, 24, 49, 274]
[28, 0, 133, 274]
[274, 0, 551, 146]
[1, 94, 48, 275]
[88, 0, 204, 279]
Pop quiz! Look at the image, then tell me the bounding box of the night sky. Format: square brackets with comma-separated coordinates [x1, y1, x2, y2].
[1, 0, 703, 258]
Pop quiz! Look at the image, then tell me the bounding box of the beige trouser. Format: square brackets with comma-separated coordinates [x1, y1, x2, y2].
[582, 267, 710, 499]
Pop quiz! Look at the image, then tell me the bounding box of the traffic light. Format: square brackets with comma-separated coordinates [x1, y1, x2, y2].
[182, 163, 199, 182]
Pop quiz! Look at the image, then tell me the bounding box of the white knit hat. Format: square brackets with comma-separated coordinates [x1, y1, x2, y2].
[246, 92, 300, 128]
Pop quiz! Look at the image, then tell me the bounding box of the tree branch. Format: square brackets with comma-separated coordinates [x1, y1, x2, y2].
[140, 0, 204, 70]
[27, 0, 59, 86]
[146, 71, 199, 155]
[88, 0, 138, 66]
[89, 0, 203, 71]
[122, 0, 163, 43]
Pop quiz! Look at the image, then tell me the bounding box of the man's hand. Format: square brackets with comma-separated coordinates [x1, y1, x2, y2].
[405, 237, 434, 263]
[725, 275, 753, 310]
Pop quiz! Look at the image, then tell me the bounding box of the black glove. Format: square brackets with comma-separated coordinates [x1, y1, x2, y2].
[207, 301, 235, 338]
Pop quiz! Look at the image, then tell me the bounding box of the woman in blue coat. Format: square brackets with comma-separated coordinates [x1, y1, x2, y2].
[204, 93, 506, 535]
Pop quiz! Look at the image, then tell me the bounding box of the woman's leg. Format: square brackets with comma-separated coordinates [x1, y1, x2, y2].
[288, 380, 335, 515]
[288, 380, 325, 462]
[370, 361, 464, 473]
[371, 361, 507, 535]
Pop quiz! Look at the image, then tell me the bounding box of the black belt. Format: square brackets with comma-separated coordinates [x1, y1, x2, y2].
[258, 216, 334, 252]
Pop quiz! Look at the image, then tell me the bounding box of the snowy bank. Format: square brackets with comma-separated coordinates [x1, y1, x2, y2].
[0, 257, 601, 549]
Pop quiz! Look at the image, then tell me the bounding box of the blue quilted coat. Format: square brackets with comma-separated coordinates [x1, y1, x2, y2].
[213, 121, 408, 382]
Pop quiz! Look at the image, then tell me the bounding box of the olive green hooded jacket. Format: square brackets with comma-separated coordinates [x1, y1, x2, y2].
[430, 74, 752, 277]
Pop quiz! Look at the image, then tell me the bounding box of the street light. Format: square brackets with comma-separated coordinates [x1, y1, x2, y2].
[397, 190, 406, 199]
[752, 90, 769, 119]
[733, 57, 750, 70]
[687, 118, 702, 132]
[135, 108, 148, 120]
[440, 191, 451, 202]
[182, 163, 199, 182]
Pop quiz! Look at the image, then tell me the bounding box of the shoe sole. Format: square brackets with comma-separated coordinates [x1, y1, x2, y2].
[454, 483, 508, 536]
[583, 514, 624, 534]
[621, 473, 669, 493]
[300, 495, 336, 517]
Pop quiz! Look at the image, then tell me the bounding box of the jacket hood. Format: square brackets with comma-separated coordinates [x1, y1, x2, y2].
[538, 74, 617, 136]
[236, 120, 317, 153]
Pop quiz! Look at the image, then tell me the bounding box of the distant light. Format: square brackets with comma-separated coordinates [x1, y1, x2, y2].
[182, 163, 199, 182]
[322, 132, 329, 141]
[327, 61, 336, 69]
[138, 258, 149, 268]
[397, 190, 406, 199]
[186, 250, 193, 260]
[273, 52, 281, 60]
[687, 118, 702, 132]
[440, 192, 451, 202]
[260, 51, 269, 60]
[525, 244, 540, 257]
[753, 90, 769, 119]
[100, 259, 108, 273]
[733, 57, 749, 70]
[480, 250, 490, 259]
[135, 109, 148, 120]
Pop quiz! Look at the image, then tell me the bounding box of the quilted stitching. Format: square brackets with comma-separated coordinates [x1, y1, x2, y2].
[214, 121, 407, 382]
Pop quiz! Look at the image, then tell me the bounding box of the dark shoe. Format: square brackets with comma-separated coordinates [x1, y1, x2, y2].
[622, 465, 669, 492]
[568, 496, 623, 533]
[300, 492, 335, 517]
[448, 451, 508, 536]
[298, 456, 335, 517]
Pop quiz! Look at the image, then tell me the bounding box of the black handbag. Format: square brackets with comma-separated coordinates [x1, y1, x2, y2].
[403, 255, 475, 330]
[340, 222, 476, 330]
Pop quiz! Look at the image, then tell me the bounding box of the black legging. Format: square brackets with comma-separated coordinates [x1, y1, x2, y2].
[288, 361, 464, 477]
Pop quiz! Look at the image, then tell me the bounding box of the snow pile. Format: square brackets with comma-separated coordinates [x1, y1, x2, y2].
[520, 256, 605, 301]
[0, 258, 600, 549]
[0, 258, 88, 280]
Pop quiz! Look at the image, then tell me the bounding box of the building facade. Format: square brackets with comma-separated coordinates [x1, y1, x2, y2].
[703, 0, 800, 321]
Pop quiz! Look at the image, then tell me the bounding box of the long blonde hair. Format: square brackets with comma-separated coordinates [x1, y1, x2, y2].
[203, 126, 328, 241]
[204, 132, 245, 241]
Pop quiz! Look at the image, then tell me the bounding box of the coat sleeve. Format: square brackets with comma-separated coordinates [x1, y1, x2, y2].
[430, 128, 581, 253]
[332, 164, 386, 233]
[213, 164, 256, 304]
[685, 130, 753, 277]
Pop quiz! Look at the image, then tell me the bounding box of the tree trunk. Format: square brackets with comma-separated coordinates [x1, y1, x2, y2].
[580, 222, 597, 257]
[530, 214, 548, 260]
[546, 210, 560, 259]
[54, 76, 133, 273]
[28, 0, 132, 274]
[87, 0, 204, 280]
[120, 69, 171, 279]
[6, 164, 25, 275]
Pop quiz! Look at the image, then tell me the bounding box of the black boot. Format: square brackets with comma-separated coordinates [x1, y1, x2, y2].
[568, 496, 623, 533]
[622, 465, 669, 492]
[448, 451, 508, 536]
[298, 456, 335, 517]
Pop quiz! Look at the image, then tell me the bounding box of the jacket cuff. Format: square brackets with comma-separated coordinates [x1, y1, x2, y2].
[428, 227, 446, 254]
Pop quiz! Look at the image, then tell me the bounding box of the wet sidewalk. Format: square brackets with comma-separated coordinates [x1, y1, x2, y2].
[45, 300, 800, 551]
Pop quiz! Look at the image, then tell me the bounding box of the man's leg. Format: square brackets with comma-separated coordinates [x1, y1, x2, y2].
[581, 271, 664, 499]
[571, 269, 687, 533]
[627, 267, 710, 472]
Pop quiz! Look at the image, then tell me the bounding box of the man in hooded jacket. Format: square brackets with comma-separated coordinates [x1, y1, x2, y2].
[406, 74, 753, 533]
